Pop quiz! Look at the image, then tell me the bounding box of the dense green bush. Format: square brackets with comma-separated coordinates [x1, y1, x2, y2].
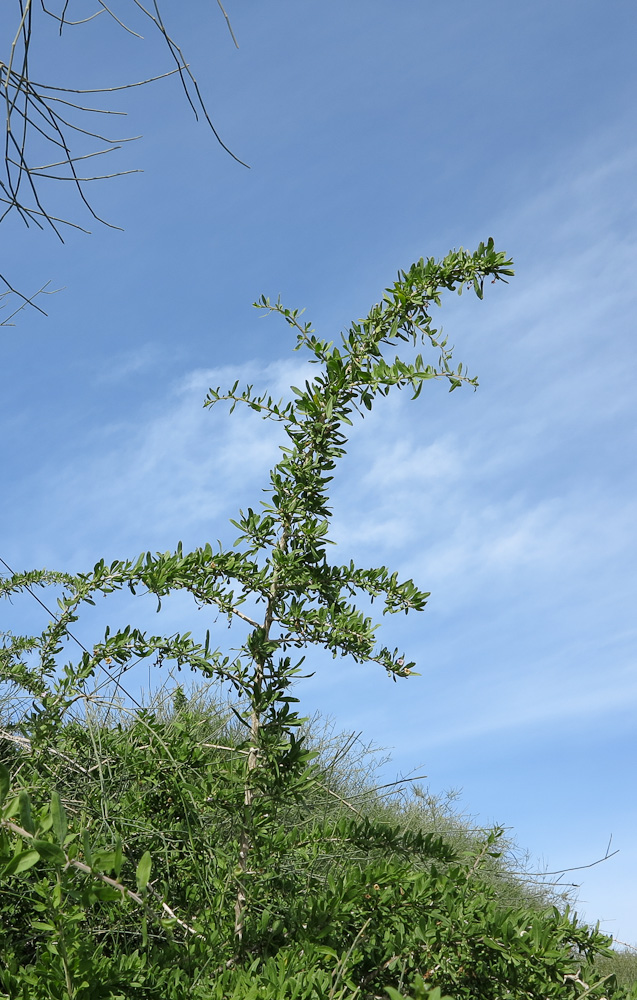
[0, 697, 629, 999]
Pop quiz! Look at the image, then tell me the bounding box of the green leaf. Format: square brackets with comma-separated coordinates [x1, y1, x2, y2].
[37, 811, 53, 834]
[85, 884, 122, 903]
[50, 791, 68, 846]
[18, 790, 35, 835]
[114, 835, 123, 878]
[0, 764, 9, 807]
[1, 794, 20, 820]
[181, 782, 199, 796]
[4, 849, 40, 875]
[31, 839, 65, 865]
[92, 849, 120, 873]
[32, 920, 57, 932]
[136, 850, 152, 893]
[82, 829, 92, 867]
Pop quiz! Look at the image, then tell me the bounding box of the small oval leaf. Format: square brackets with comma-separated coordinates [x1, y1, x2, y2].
[0, 764, 9, 807]
[113, 836, 123, 878]
[5, 849, 40, 875]
[51, 792, 68, 846]
[136, 850, 152, 893]
[18, 790, 35, 835]
[32, 840, 65, 865]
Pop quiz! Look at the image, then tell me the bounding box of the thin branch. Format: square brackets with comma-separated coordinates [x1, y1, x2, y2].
[95, 0, 144, 38]
[41, 96, 128, 115]
[0, 728, 92, 775]
[2, 0, 249, 308]
[40, 4, 104, 29]
[507, 847, 620, 879]
[230, 607, 261, 629]
[0, 198, 92, 232]
[200, 743, 251, 755]
[18, 144, 136, 170]
[5, 0, 32, 86]
[329, 919, 370, 999]
[147, 883, 202, 937]
[25, 66, 187, 95]
[317, 782, 364, 818]
[366, 773, 428, 794]
[0, 276, 56, 322]
[611, 940, 637, 953]
[1, 816, 201, 937]
[16, 167, 141, 181]
[216, 0, 239, 48]
[0, 555, 143, 711]
[562, 971, 615, 1000]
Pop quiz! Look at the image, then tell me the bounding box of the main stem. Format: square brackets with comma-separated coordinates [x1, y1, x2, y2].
[234, 525, 289, 942]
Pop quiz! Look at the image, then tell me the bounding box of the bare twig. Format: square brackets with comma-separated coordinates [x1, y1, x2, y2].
[2, 0, 247, 313]
[611, 940, 637, 953]
[0, 276, 57, 323]
[216, 0, 239, 48]
[506, 849, 620, 879]
[329, 918, 370, 999]
[0, 728, 92, 775]
[563, 970, 614, 1000]
[25, 66, 192, 95]
[201, 742, 250, 755]
[317, 781, 364, 818]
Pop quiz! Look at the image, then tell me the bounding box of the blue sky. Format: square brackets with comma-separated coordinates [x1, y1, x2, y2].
[1, 0, 636, 943]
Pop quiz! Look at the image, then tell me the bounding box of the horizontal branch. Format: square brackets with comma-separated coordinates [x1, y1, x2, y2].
[1, 816, 201, 937]
[24, 66, 188, 95]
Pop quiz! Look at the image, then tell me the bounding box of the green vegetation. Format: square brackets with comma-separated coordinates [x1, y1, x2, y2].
[589, 949, 637, 994]
[1, 246, 635, 998]
[0, 691, 633, 999]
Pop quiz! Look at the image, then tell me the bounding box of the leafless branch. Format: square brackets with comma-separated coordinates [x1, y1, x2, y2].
[217, 0, 239, 49]
[0, 275, 58, 323]
[2, 0, 245, 318]
[504, 843, 620, 880]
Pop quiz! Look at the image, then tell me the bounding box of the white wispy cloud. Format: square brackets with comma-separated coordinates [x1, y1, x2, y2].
[92, 343, 168, 383]
[33, 358, 315, 564]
